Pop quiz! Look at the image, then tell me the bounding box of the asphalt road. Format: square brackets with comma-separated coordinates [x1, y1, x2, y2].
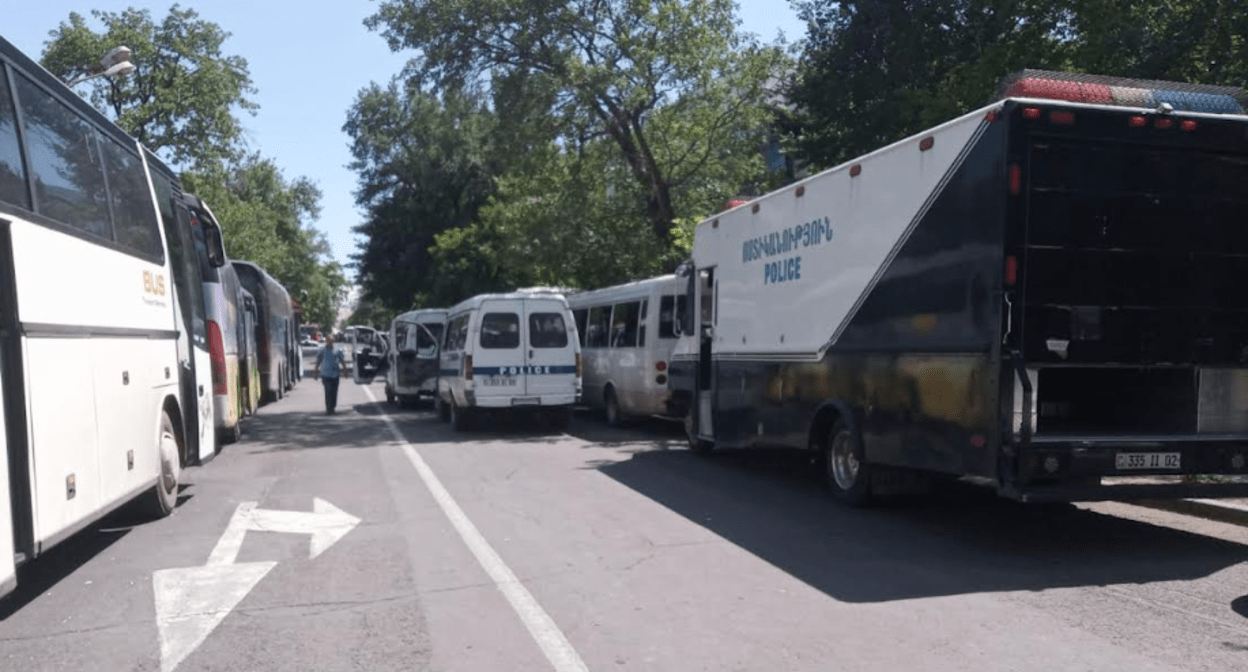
[3, 375, 1248, 671]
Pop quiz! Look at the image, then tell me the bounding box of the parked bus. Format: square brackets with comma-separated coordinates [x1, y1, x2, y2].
[0, 35, 210, 595]
[238, 289, 261, 415]
[566, 275, 686, 425]
[376, 309, 447, 406]
[232, 260, 294, 403]
[178, 194, 244, 443]
[669, 70, 1248, 505]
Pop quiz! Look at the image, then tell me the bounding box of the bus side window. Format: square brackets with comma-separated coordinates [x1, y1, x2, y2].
[0, 67, 29, 208]
[638, 299, 647, 347]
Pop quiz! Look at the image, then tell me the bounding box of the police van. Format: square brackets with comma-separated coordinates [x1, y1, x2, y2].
[436, 293, 582, 430]
[381, 308, 448, 406]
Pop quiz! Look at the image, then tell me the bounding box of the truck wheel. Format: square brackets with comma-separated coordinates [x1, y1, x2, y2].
[144, 409, 181, 518]
[604, 388, 624, 427]
[684, 409, 713, 454]
[824, 420, 871, 506]
[451, 399, 472, 432]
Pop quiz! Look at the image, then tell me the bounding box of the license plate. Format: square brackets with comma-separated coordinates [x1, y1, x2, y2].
[510, 397, 540, 406]
[1115, 452, 1181, 470]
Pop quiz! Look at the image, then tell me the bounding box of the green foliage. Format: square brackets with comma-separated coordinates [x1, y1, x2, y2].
[40, 4, 258, 168]
[366, 0, 788, 241]
[181, 156, 346, 328]
[344, 83, 501, 311]
[786, 0, 1073, 169]
[785, 0, 1248, 171]
[349, 1, 786, 312]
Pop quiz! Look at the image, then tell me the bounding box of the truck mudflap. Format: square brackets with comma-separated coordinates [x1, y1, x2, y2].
[1001, 437, 1248, 502]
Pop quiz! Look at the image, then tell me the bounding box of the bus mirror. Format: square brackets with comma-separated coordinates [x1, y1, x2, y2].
[205, 226, 226, 268]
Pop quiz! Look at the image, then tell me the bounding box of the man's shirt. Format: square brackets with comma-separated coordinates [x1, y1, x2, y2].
[317, 346, 344, 378]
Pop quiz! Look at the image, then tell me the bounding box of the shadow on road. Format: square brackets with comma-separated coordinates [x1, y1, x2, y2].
[591, 442, 1248, 604]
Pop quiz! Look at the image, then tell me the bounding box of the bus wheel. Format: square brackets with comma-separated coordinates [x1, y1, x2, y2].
[146, 409, 181, 518]
[604, 388, 624, 427]
[451, 399, 472, 432]
[824, 420, 871, 506]
[684, 409, 713, 454]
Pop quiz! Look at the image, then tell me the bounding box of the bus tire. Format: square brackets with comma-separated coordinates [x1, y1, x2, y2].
[145, 409, 181, 519]
[451, 399, 472, 432]
[604, 387, 624, 427]
[824, 420, 871, 506]
[684, 409, 714, 454]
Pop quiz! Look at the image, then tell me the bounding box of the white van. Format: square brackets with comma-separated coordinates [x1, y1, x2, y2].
[382, 308, 447, 405]
[436, 293, 582, 430]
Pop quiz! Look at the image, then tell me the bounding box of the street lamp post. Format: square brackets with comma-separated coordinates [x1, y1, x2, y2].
[66, 46, 136, 88]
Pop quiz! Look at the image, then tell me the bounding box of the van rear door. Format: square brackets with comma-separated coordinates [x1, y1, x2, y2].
[524, 299, 578, 403]
[475, 299, 527, 403]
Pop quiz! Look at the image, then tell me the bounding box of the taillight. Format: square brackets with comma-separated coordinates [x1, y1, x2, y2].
[1155, 117, 1173, 129]
[208, 320, 227, 396]
[1022, 107, 1042, 120]
[656, 360, 667, 372]
[1049, 110, 1075, 125]
[1181, 119, 1197, 132]
[1009, 163, 1021, 196]
[1129, 115, 1147, 127]
[464, 355, 473, 380]
[575, 352, 583, 378]
[1005, 256, 1018, 286]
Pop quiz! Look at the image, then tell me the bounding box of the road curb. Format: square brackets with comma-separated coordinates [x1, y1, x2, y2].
[1129, 497, 1248, 527]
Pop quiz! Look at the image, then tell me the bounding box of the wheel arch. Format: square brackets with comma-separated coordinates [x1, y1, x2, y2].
[807, 399, 864, 460]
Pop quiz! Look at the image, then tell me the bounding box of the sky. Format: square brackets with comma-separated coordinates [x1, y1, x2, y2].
[4, 1, 808, 274]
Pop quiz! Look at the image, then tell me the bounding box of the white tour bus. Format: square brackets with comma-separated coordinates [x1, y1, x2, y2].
[0, 35, 211, 596]
[566, 275, 686, 425]
[376, 309, 447, 405]
[179, 193, 244, 444]
[436, 293, 582, 430]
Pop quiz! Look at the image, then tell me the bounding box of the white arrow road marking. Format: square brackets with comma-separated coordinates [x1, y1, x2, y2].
[206, 498, 361, 565]
[154, 498, 361, 671]
[153, 562, 276, 672]
[248, 497, 362, 559]
[363, 386, 589, 672]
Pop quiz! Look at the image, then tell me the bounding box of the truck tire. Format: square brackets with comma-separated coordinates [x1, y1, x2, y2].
[824, 420, 872, 506]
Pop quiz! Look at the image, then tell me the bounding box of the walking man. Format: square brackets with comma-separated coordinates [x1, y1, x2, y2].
[313, 335, 345, 414]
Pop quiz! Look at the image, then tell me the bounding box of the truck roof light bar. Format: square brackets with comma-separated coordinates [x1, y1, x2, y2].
[997, 69, 1247, 115]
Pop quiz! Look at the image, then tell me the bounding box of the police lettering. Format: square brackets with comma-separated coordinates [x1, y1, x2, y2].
[764, 256, 801, 284]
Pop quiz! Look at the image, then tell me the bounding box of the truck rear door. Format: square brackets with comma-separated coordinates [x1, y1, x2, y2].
[475, 299, 527, 402]
[523, 299, 578, 403]
[1015, 116, 1248, 440]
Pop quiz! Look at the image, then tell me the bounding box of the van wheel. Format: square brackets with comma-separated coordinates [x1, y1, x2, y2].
[451, 399, 472, 432]
[144, 409, 181, 518]
[604, 388, 624, 427]
[824, 420, 872, 506]
[684, 409, 713, 454]
[385, 386, 396, 404]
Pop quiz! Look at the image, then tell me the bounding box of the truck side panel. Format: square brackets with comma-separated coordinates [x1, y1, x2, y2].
[707, 118, 1008, 481]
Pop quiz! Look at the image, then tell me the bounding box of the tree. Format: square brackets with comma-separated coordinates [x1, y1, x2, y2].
[344, 82, 502, 311]
[40, 4, 258, 168]
[365, 0, 786, 242]
[181, 156, 346, 327]
[786, 0, 1074, 168]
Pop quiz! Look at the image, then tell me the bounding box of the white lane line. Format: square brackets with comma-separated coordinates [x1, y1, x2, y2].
[362, 387, 589, 672]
